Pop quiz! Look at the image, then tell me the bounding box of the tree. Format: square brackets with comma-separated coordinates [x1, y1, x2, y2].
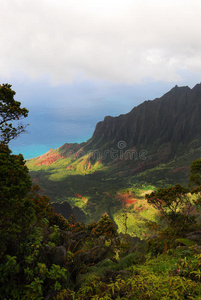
[189, 158, 201, 192]
[0, 83, 28, 143]
[145, 184, 194, 227]
[189, 159, 201, 210]
[0, 143, 35, 256]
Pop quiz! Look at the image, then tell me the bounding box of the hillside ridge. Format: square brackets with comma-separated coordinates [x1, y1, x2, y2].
[29, 83, 201, 176]
[27, 83, 201, 225]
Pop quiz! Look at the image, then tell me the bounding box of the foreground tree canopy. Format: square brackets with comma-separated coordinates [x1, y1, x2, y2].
[0, 83, 28, 143]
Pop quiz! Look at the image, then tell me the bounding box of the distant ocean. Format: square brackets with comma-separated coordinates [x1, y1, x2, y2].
[9, 142, 65, 160]
[9, 136, 88, 160]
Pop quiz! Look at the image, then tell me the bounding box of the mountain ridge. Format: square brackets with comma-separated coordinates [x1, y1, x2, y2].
[76, 83, 201, 173]
[29, 83, 201, 176]
[27, 83, 201, 224]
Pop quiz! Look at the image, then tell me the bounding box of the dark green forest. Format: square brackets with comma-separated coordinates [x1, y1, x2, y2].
[2, 84, 201, 299]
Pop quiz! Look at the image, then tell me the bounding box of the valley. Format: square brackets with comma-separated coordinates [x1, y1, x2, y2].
[3, 83, 201, 299]
[27, 84, 201, 237]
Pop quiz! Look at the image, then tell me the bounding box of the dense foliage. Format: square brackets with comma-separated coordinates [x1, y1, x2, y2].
[0, 83, 28, 143]
[2, 86, 201, 299]
[145, 183, 196, 233]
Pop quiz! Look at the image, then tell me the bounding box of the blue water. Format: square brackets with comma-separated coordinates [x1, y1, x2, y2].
[9, 135, 89, 160]
[7, 78, 180, 160]
[9, 143, 64, 160]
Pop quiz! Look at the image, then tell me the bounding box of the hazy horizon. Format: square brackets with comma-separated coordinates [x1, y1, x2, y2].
[1, 1, 201, 159]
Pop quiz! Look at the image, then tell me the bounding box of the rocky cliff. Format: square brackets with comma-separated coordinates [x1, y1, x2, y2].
[32, 83, 201, 174]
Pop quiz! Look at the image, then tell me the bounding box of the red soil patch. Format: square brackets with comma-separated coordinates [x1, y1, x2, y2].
[67, 165, 74, 170]
[117, 192, 139, 207]
[87, 161, 92, 170]
[125, 199, 138, 205]
[75, 193, 82, 198]
[75, 194, 87, 203]
[35, 149, 64, 166]
[172, 166, 190, 173]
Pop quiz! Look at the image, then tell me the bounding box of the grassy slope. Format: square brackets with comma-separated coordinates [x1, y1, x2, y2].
[26, 147, 201, 238]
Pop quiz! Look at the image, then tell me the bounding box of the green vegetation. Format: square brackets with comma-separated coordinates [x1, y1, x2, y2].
[26, 137, 201, 234]
[27, 154, 195, 235]
[2, 141, 201, 299]
[146, 184, 195, 231]
[0, 84, 28, 143]
[2, 85, 201, 299]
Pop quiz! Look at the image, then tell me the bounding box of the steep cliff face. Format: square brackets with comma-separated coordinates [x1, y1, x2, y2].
[27, 83, 201, 223]
[84, 84, 201, 166]
[32, 83, 201, 172]
[27, 83, 201, 224]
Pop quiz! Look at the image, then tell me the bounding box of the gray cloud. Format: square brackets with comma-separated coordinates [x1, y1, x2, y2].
[1, 0, 201, 85]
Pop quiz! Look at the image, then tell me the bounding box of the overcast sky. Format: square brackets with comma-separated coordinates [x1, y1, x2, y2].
[1, 0, 201, 158]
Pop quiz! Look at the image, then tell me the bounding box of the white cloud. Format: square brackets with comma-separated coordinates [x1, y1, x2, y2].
[0, 0, 201, 84]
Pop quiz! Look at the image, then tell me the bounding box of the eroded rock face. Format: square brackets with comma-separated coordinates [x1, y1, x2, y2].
[33, 143, 84, 166]
[29, 83, 201, 180]
[35, 149, 64, 166]
[85, 84, 201, 165]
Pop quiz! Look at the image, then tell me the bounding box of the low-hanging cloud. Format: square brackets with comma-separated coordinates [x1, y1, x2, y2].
[1, 0, 201, 85]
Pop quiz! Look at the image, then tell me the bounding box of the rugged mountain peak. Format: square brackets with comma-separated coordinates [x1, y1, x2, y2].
[192, 83, 201, 92]
[31, 83, 201, 174]
[83, 83, 201, 171]
[161, 85, 190, 99]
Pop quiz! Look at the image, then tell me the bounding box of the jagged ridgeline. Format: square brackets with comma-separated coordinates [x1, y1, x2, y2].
[27, 83, 201, 226]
